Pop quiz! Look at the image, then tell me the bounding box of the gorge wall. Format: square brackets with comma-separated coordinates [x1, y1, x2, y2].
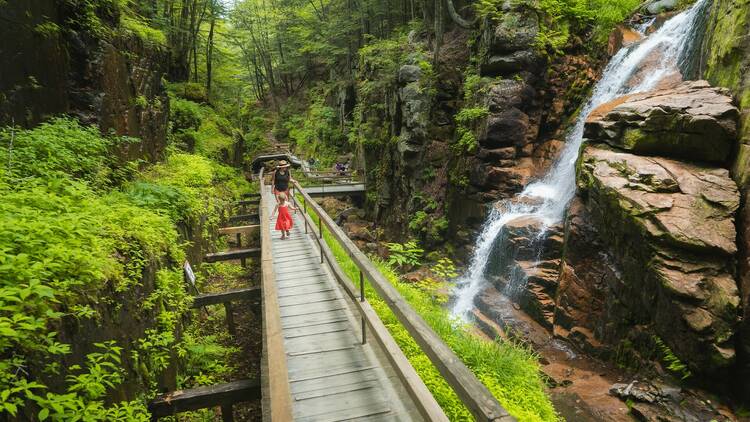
[701, 0, 750, 396]
[0, 0, 169, 162]
[468, 0, 750, 401]
[351, 3, 602, 252]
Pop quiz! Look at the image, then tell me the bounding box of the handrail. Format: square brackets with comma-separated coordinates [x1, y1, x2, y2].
[258, 168, 293, 421]
[289, 186, 448, 422]
[293, 180, 515, 422]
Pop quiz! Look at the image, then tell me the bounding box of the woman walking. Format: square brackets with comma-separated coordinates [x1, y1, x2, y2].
[272, 160, 295, 203]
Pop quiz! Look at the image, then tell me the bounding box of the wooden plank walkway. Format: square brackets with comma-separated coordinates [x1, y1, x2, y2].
[263, 186, 424, 422]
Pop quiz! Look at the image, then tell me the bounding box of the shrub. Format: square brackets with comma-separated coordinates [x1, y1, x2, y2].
[0, 117, 134, 187]
[386, 241, 424, 268]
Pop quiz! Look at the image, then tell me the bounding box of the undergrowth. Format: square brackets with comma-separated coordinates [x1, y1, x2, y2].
[299, 197, 558, 421]
[0, 116, 247, 420]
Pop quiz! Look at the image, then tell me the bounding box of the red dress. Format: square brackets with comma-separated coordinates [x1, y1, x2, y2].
[275, 204, 293, 231]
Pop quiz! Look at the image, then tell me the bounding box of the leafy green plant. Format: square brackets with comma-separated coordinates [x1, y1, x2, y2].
[0, 117, 135, 187]
[386, 241, 424, 268]
[409, 211, 428, 233]
[433, 257, 458, 279]
[453, 107, 489, 154]
[652, 336, 692, 380]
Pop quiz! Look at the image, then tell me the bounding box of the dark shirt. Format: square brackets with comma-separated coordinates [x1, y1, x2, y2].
[274, 169, 290, 191]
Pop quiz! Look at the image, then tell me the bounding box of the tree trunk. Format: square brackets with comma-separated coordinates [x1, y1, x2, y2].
[206, 1, 216, 97]
[445, 0, 474, 29]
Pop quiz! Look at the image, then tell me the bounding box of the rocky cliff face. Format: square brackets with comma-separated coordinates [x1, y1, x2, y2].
[561, 81, 742, 382]
[0, 0, 169, 162]
[360, 4, 602, 252]
[702, 0, 750, 396]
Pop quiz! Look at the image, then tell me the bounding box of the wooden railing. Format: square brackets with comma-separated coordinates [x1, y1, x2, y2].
[292, 180, 515, 422]
[288, 184, 448, 422]
[258, 168, 293, 421]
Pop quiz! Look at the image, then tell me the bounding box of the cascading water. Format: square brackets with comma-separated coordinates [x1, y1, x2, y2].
[452, 0, 710, 317]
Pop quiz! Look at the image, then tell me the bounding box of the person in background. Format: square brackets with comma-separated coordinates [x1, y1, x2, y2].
[271, 192, 297, 240]
[335, 162, 346, 176]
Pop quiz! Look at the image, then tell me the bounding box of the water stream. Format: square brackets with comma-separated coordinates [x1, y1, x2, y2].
[452, 0, 710, 317]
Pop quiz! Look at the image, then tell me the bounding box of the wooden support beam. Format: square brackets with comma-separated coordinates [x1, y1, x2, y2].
[218, 225, 259, 236]
[241, 193, 261, 199]
[258, 167, 294, 420]
[235, 199, 260, 206]
[148, 379, 261, 419]
[225, 302, 236, 335]
[204, 248, 261, 263]
[228, 213, 260, 224]
[191, 287, 261, 308]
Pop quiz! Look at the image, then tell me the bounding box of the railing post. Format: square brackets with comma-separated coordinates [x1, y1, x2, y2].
[318, 215, 322, 239]
[221, 403, 234, 422]
[360, 270, 366, 344]
[303, 197, 308, 234]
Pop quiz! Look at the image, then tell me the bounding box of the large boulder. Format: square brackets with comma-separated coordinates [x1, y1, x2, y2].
[481, 214, 563, 328]
[479, 6, 543, 77]
[576, 144, 741, 377]
[584, 81, 739, 164]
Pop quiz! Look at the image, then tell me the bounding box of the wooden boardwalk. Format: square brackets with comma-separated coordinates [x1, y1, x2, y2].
[263, 186, 425, 421]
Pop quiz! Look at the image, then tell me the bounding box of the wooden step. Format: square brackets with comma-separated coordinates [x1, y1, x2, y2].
[192, 287, 261, 308]
[218, 225, 259, 235]
[204, 248, 261, 263]
[228, 213, 260, 224]
[148, 378, 260, 418]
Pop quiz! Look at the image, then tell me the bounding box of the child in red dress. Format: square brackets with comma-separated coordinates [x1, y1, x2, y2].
[271, 192, 297, 239]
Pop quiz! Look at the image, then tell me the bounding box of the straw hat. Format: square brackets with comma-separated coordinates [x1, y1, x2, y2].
[277, 160, 290, 168]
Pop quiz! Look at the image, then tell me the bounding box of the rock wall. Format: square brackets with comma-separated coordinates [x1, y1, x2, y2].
[702, 0, 750, 397]
[560, 81, 742, 383]
[361, 5, 602, 252]
[0, 0, 169, 162]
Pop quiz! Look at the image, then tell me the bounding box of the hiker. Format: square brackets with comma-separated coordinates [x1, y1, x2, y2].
[272, 160, 295, 203]
[271, 192, 297, 240]
[335, 162, 346, 176]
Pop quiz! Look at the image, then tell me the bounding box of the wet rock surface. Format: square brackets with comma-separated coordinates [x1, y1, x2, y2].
[576, 143, 741, 377]
[584, 81, 740, 164]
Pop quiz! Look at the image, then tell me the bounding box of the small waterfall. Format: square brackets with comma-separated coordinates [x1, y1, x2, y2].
[452, 0, 710, 317]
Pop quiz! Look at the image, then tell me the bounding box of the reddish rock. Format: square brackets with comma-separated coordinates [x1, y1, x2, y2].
[607, 25, 643, 55]
[576, 143, 741, 377]
[585, 81, 740, 164]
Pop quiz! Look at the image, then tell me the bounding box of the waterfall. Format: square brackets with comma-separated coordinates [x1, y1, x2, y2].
[451, 0, 710, 317]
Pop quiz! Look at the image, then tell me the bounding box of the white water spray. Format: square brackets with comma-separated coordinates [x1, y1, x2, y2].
[452, 0, 710, 317]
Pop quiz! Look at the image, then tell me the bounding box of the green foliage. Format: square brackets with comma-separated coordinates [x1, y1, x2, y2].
[33, 21, 61, 38]
[282, 88, 343, 159]
[168, 98, 235, 159]
[386, 241, 424, 268]
[433, 257, 458, 279]
[0, 114, 248, 419]
[0, 117, 135, 188]
[453, 107, 489, 154]
[652, 336, 692, 380]
[535, 0, 642, 50]
[121, 14, 167, 46]
[409, 211, 429, 233]
[168, 82, 209, 103]
[171, 98, 203, 132]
